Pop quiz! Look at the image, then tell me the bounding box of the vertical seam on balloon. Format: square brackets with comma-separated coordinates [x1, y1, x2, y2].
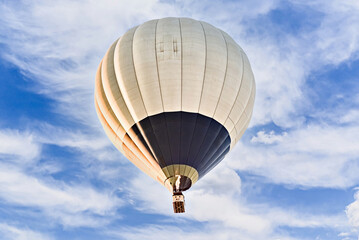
[160, 19, 177, 176]
[233, 106, 250, 142]
[225, 52, 245, 138]
[232, 85, 255, 149]
[103, 38, 133, 134]
[196, 129, 229, 174]
[233, 112, 251, 148]
[178, 19, 183, 167]
[233, 56, 255, 137]
[99, 66, 123, 138]
[191, 120, 222, 173]
[201, 146, 229, 178]
[163, 112, 174, 179]
[179, 18, 183, 111]
[197, 21, 207, 113]
[184, 113, 198, 168]
[154, 19, 165, 112]
[189, 119, 211, 172]
[212, 30, 229, 118]
[131, 26, 148, 119]
[234, 88, 254, 144]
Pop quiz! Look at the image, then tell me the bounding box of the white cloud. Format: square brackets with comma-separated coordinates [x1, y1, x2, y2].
[0, 0, 359, 238]
[239, 0, 359, 127]
[251, 130, 288, 144]
[340, 110, 359, 124]
[0, 129, 41, 163]
[0, 164, 122, 227]
[107, 224, 297, 240]
[347, 190, 359, 231]
[229, 124, 359, 188]
[0, 223, 53, 240]
[127, 163, 347, 238]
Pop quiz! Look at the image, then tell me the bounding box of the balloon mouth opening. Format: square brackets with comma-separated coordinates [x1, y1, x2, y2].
[172, 192, 185, 213]
[165, 175, 192, 192]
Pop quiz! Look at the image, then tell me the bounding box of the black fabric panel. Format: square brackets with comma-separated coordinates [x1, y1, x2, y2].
[165, 112, 181, 165]
[196, 135, 231, 174]
[179, 113, 198, 166]
[131, 124, 156, 161]
[131, 111, 231, 178]
[200, 146, 230, 179]
[192, 121, 223, 168]
[186, 114, 211, 167]
[149, 113, 172, 166]
[135, 120, 166, 167]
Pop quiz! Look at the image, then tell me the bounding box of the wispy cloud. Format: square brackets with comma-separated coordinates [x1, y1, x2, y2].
[0, 129, 41, 164]
[229, 124, 359, 188]
[251, 130, 288, 144]
[0, 163, 122, 227]
[127, 164, 348, 238]
[347, 190, 359, 231]
[0, 0, 359, 239]
[0, 127, 123, 228]
[0, 223, 53, 240]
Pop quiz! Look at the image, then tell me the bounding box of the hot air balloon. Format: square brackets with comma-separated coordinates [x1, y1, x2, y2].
[95, 17, 255, 213]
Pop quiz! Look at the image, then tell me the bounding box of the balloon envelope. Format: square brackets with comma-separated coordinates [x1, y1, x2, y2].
[95, 17, 255, 213]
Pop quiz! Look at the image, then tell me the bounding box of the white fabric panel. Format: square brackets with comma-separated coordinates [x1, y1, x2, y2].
[95, 61, 127, 141]
[133, 19, 164, 116]
[114, 26, 148, 123]
[225, 117, 235, 137]
[180, 18, 206, 112]
[101, 39, 135, 133]
[244, 82, 256, 118]
[225, 53, 254, 134]
[230, 111, 248, 148]
[213, 31, 243, 127]
[198, 22, 227, 118]
[231, 113, 251, 149]
[156, 17, 182, 112]
[230, 85, 255, 148]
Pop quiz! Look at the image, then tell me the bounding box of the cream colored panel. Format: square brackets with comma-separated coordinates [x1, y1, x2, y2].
[126, 128, 162, 173]
[187, 167, 199, 184]
[133, 19, 164, 116]
[225, 53, 254, 134]
[235, 111, 253, 147]
[173, 164, 180, 175]
[213, 31, 243, 127]
[179, 165, 186, 175]
[230, 113, 248, 149]
[123, 134, 160, 174]
[95, 99, 123, 151]
[244, 82, 256, 118]
[180, 18, 206, 112]
[198, 22, 227, 118]
[225, 117, 235, 135]
[95, 99, 157, 181]
[96, 99, 171, 192]
[231, 110, 249, 143]
[114, 26, 148, 123]
[230, 87, 255, 149]
[101, 39, 135, 133]
[183, 165, 191, 177]
[95, 61, 126, 140]
[162, 164, 199, 185]
[156, 17, 182, 112]
[162, 166, 170, 178]
[229, 128, 237, 149]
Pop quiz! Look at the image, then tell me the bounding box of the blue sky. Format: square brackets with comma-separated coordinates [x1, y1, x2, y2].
[0, 0, 359, 239]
